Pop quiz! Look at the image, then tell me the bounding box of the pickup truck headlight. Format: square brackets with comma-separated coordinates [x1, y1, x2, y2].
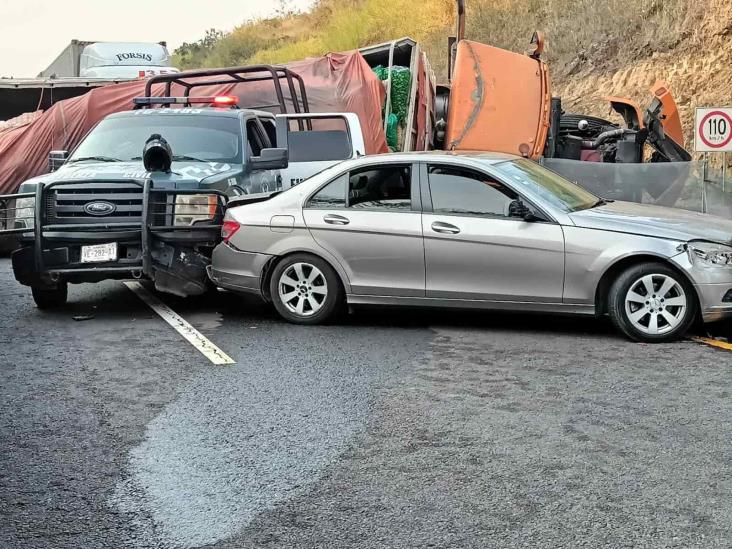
[174, 194, 217, 226]
[686, 241, 732, 267]
[14, 197, 35, 229]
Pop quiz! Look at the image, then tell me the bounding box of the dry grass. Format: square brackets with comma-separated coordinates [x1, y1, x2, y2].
[173, 0, 701, 84]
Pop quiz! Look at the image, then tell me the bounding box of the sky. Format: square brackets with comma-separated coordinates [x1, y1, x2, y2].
[0, 0, 316, 77]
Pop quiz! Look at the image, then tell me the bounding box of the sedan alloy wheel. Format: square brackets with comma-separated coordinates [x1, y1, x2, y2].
[278, 262, 328, 317]
[624, 273, 687, 336]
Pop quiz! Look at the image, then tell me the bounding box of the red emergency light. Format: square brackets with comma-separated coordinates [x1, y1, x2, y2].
[188, 96, 239, 107]
[133, 96, 240, 107]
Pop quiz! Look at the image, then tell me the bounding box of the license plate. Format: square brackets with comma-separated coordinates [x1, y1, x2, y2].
[80, 242, 118, 263]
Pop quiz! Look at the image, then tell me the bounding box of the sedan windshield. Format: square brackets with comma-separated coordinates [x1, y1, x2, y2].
[69, 114, 243, 165]
[493, 158, 599, 212]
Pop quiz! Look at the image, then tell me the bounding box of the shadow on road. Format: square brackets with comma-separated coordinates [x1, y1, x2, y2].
[152, 286, 732, 342]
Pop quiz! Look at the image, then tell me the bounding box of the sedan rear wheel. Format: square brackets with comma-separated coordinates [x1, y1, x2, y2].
[270, 254, 343, 324]
[608, 263, 696, 342]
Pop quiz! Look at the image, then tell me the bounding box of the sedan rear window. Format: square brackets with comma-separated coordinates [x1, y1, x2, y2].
[306, 165, 413, 211]
[347, 166, 411, 210]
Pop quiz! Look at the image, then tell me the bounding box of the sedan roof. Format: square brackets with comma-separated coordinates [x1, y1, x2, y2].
[365, 150, 520, 164]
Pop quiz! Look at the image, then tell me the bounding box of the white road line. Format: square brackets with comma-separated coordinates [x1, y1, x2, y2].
[124, 281, 235, 365]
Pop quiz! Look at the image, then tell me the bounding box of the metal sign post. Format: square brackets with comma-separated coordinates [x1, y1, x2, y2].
[695, 107, 732, 212]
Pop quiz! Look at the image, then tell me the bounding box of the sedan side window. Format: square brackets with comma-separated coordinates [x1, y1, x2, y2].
[306, 174, 347, 208]
[347, 165, 411, 210]
[428, 165, 517, 217]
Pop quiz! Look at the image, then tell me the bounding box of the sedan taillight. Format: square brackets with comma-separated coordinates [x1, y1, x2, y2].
[222, 220, 240, 243]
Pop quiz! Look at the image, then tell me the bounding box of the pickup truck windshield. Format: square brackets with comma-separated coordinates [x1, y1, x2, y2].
[69, 114, 243, 164]
[493, 158, 599, 212]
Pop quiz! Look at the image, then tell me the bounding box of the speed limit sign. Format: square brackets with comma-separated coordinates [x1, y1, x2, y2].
[695, 107, 732, 152]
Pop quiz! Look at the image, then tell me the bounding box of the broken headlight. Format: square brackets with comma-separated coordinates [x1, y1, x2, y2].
[14, 197, 35, 229]
[174, 194, 217, 226]
[686, 241, 732, 267]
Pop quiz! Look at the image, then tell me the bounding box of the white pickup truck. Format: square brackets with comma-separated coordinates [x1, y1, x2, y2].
[278, 112, 366, 190]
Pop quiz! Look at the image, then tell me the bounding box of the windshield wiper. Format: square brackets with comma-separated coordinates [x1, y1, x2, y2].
[588, 198, 614, 209]
[67, 155, 123, 163]
[173, 154, 209, 163]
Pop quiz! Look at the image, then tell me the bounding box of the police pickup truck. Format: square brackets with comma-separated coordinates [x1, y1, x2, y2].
[1, 66, 365, 307]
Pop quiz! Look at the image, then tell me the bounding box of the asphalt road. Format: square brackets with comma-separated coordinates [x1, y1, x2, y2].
[1, 256, 731, 549]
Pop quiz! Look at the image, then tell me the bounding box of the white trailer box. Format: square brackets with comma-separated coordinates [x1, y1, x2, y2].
[79, 42, 178, 78]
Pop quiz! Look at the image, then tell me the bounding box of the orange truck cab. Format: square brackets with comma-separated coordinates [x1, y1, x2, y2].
[443, 35, 689, 164]
[445, 39, 550, 159]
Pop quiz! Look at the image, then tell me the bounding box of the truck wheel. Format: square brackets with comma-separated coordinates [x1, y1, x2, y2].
[31, 283, 68, 309]
[269, 254, 343, 325]
[607, 263, 696, 343]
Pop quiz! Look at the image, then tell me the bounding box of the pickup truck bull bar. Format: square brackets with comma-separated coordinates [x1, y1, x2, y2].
[0, 179, 227, 280]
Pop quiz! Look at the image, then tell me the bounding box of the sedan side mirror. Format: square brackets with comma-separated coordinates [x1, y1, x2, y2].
[250, 147, 288, 171]
[508, 199, 536, 221]
[48, 150, 69, 172]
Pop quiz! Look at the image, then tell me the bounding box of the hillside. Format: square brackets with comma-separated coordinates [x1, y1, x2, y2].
[174, 0, 732, 149]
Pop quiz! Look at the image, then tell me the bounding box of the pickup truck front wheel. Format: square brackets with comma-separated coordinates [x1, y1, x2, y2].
[32, 283, 68, 309]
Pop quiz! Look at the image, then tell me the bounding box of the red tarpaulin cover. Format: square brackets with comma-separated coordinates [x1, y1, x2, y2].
[0, 51, 387, 194]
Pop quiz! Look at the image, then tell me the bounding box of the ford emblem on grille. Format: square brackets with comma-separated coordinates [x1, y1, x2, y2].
[83, 200, 116, 216]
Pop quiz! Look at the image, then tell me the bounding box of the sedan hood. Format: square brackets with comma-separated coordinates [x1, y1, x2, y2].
[569, 200, 732, 244]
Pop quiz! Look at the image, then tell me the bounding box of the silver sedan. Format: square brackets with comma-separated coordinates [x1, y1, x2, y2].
[210, 152, 732, 342]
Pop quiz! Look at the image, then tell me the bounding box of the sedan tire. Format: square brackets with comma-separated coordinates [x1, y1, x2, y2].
[270, 254, 343, 325]
[608, 262, 697, 342]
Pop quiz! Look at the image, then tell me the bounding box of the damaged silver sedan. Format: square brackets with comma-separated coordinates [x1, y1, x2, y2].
[210, 152, 732, 343]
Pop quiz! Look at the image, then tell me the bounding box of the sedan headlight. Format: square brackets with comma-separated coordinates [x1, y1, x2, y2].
[174, 194, 217, 226]
[686, 241, 732, 267]
[14, 197, 35, 229]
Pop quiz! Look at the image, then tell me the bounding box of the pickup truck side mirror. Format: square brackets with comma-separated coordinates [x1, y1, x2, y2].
[48, 150, 69, 172]
[508, 199, 536, 222]
[250, 148, 288, 171]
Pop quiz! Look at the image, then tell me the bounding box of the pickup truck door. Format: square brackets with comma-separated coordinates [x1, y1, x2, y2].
[237, 117, 282, 194]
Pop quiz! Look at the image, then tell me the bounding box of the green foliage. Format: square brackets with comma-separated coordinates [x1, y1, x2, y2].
[173, 29, 225, 69]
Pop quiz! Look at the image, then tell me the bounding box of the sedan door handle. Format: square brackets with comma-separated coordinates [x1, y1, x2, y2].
[323, 214, 350, 225]
[431, 221, 460, 234]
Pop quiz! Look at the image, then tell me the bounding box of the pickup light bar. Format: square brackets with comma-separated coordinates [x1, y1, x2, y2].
[132, 96, 239, 107]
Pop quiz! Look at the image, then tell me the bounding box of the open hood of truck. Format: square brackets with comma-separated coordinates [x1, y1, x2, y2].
[445, 40, 550, 159]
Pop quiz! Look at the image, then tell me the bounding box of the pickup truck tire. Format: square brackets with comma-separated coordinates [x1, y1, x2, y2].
[32, 283, 68, 309]
[270, 254, 343, 325]
[607, 263, 696, 343]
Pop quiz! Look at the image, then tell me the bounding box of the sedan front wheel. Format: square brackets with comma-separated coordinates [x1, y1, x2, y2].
[608, 263, 697, 342]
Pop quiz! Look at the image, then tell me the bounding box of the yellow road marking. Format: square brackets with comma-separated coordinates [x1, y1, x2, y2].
[124, 281, 235, 365]
[691, 336, 732, 352]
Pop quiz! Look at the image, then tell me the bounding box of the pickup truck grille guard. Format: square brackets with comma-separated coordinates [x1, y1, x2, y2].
[0, 179, 227, 287]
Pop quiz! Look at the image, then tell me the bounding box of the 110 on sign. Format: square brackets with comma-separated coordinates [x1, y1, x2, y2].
[695, 107, 732, 152]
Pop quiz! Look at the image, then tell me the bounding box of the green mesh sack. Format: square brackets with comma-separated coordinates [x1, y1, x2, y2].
[385, 113, 399, 151]
[373, 65, 412, 124]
